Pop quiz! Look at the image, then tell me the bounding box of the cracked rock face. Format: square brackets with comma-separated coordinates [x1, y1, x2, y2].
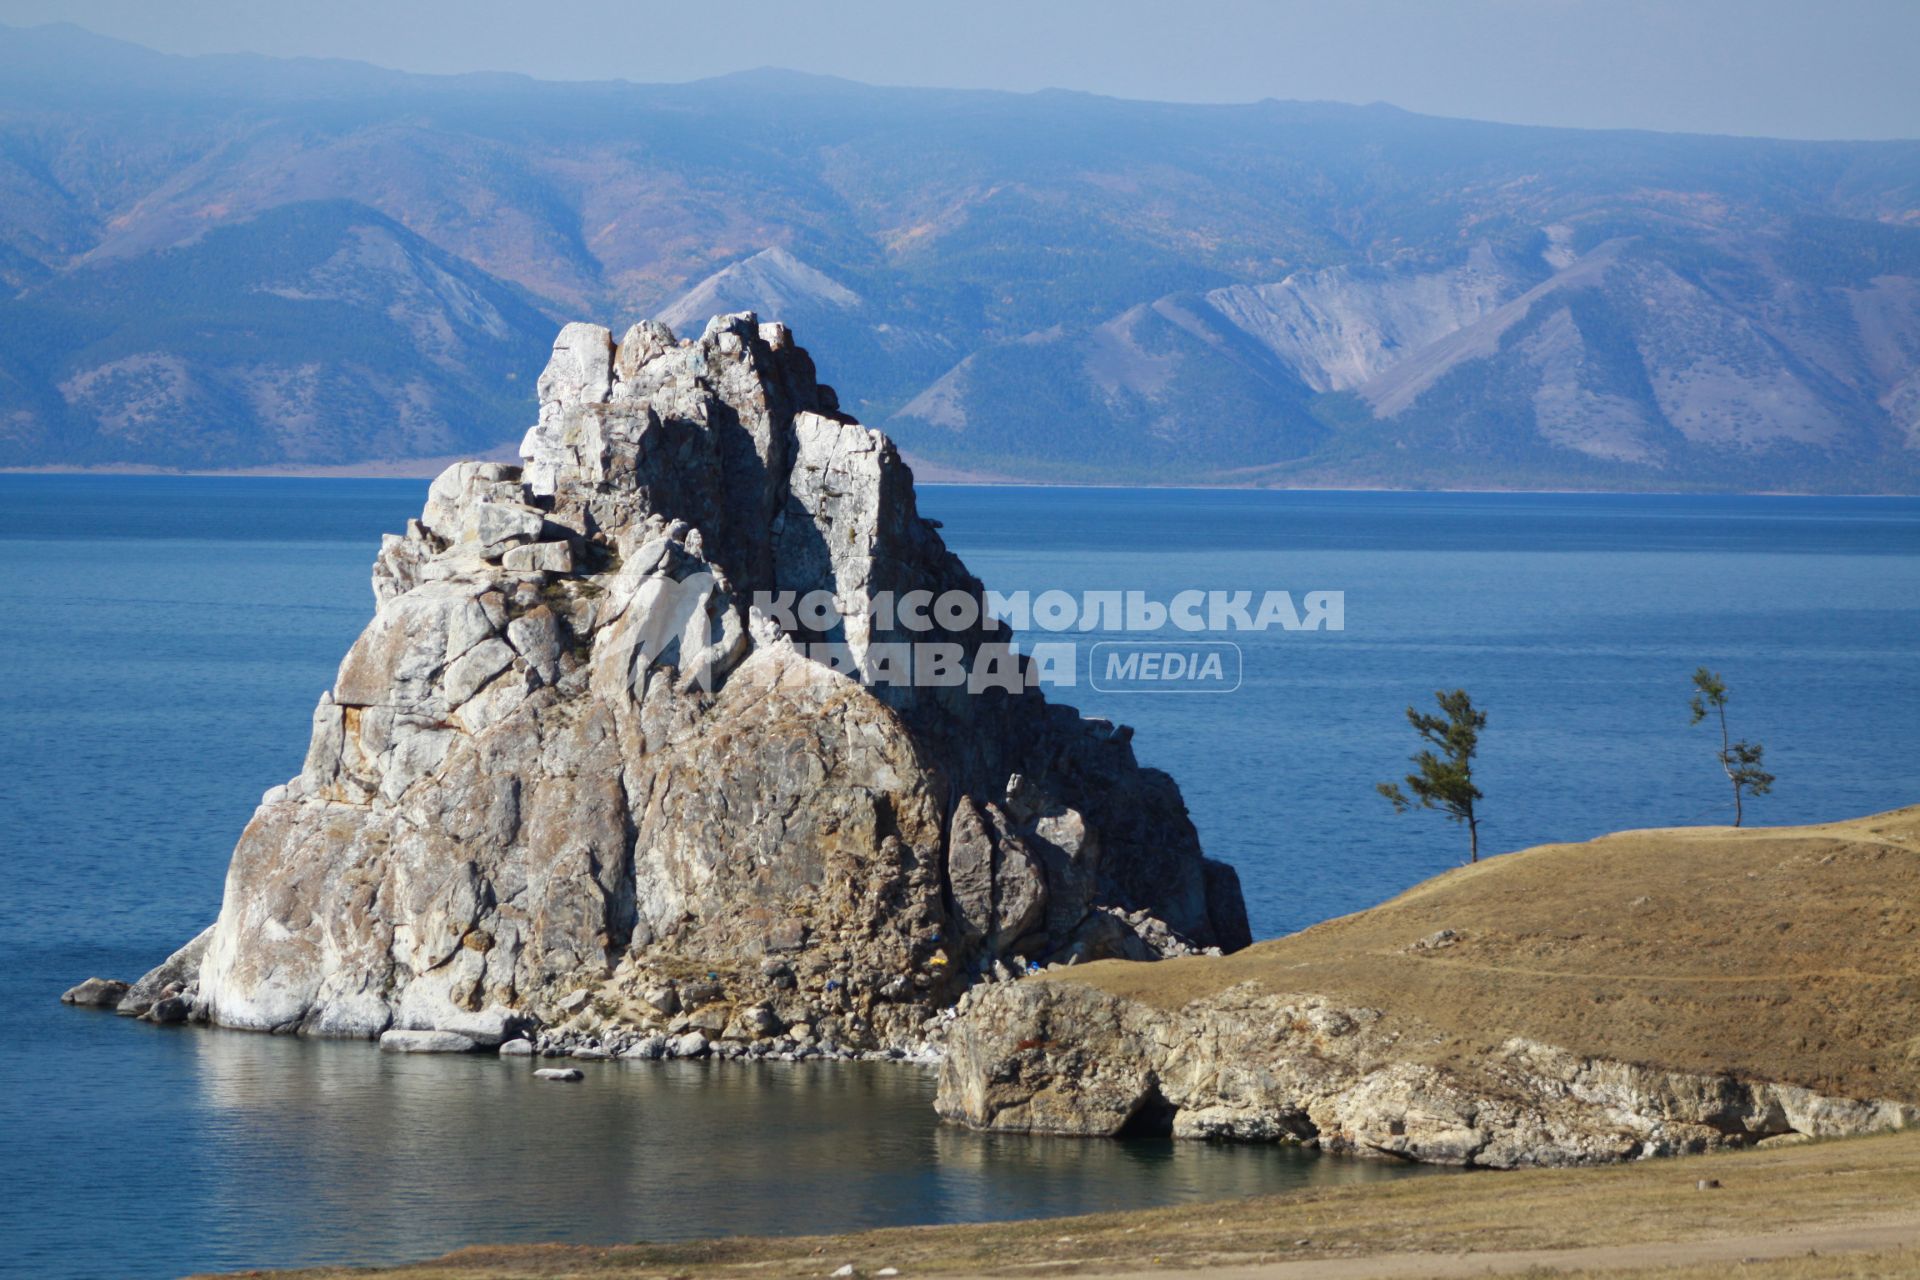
[935, 980, 1920, 1167]
[141, 313, 1248, 1048]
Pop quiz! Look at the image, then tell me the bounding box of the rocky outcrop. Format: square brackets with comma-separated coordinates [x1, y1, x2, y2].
[113, 924, 212, 1019]
[107, 313, 1246, 1053]
[939, 809, 1920, 1165]
[61, 977, 130, 1008]
[379, 1029, 483, 1054]
[936, 966, 1919, 1168]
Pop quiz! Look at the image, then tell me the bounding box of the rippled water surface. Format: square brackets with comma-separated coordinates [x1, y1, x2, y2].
[4, 477, 1918, 1279]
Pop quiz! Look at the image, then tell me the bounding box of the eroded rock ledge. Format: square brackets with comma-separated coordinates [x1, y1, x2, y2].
[935, 979, 1917, 1167]
[90, 313, 1248, 1057]
[935, 810, 1920, 1166]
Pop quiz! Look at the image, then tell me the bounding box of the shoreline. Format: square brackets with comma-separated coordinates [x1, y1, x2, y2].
[0, 449, 521, 481]
[225, 1127, 1920, 1279]
[1, 460, 1913, 499]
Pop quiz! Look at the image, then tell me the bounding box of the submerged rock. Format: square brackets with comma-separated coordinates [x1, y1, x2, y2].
[119, 313, 1247, 1052]
[61, 978, 130, 1008]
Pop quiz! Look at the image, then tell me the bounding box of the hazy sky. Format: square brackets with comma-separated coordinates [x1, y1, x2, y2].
[7, 0, 1918, 140]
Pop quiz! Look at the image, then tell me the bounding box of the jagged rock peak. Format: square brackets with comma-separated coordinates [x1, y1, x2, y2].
[130, 313, 1250, 1054]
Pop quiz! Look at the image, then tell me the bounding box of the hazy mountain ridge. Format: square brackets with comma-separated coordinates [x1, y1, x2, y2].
[2, 22, 1918, 488]
[896, 225, 1920, 487]
[0, 200, 552, 466]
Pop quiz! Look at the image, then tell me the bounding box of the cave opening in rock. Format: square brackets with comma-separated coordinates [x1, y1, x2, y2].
[1116, 1082, 1179, 1139]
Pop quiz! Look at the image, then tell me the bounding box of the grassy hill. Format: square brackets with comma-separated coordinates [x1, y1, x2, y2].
[1062, 806, 1920, 1104]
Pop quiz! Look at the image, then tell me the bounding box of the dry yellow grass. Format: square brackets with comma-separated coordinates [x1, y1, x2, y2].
[1534, 1251, 1920, 1279]
[1057, 807, 1920, 1101]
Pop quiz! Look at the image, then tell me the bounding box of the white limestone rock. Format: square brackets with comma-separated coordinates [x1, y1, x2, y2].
[380, 1029, 479, 1053]
[936, 981, 1920, 1169]
[502, 541, 573, 574]
[118, 924, 214, 1017]
[130, 312, 1247, 1054]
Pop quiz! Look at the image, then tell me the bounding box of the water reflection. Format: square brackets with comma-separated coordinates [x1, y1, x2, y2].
[169, 1030, 1430, 1273]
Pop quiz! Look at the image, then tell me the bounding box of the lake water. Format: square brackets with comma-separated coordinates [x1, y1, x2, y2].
[3, 477, 1918, 1278]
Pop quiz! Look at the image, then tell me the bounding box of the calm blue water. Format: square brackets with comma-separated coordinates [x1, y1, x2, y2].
[938, 488, 1920, 933]
[3, 476, 1918, 1278]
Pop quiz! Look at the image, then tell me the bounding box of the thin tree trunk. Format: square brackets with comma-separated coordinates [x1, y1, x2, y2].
[1717, 702, 1742, 827]
[1468, 817, 1479, 863]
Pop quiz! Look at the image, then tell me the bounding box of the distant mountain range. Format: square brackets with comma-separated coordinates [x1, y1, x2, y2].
[3, 22, 1919, 490]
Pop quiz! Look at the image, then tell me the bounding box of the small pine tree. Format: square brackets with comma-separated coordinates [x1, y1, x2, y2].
[1378, 688, 1486, 863]
[1689, 667, 1774, 827]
